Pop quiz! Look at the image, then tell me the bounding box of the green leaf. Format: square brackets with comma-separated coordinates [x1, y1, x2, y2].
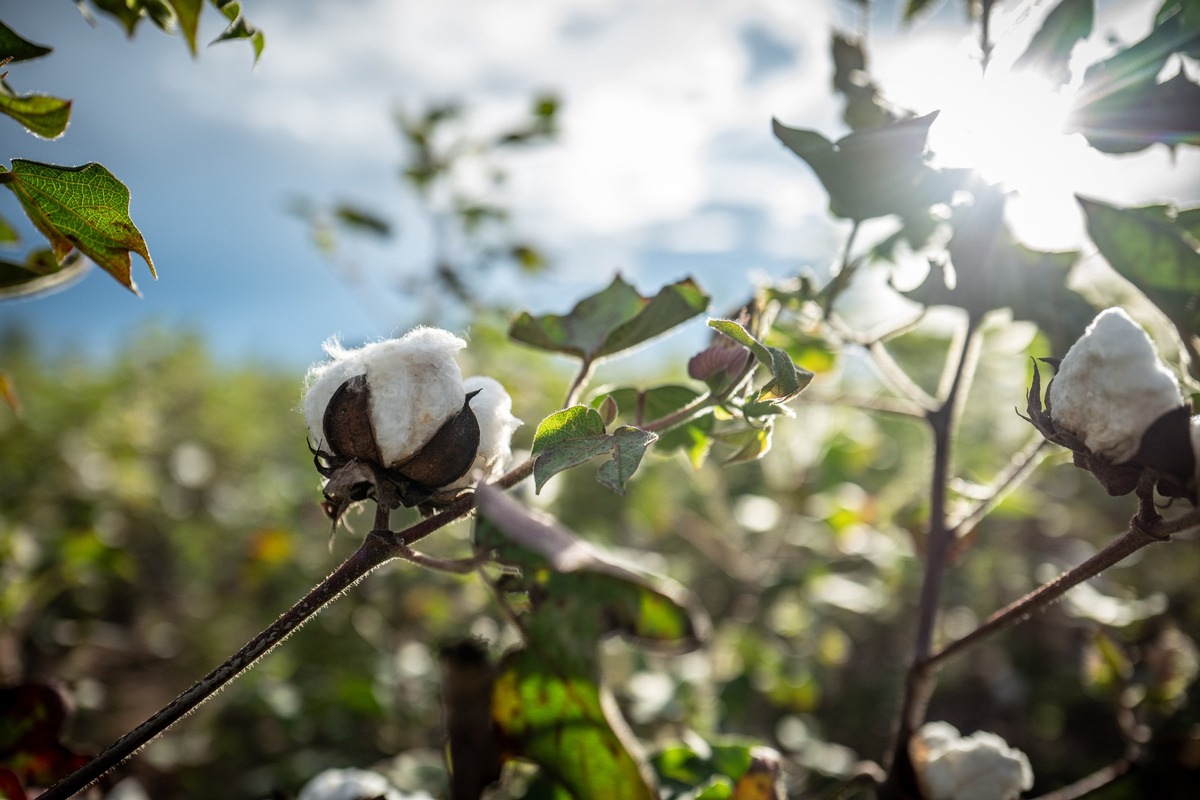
[333, 203, 392, 237]
[903, 0, 943, 22]
[597, 426, 658, 495]
[84, 0, 145, 36]
[0, 22, 52, 62]
[0, 82, 71, 139]
[492, 649, 657, 800]
[1014, 0, 1095, 84]
[0, 250, 89, 299]
[530, 406, 657, 493]
[510, 275, 710, 363]
[1, 161, 155, 294]
[531, 406, 606, 455]
[168, 0, 203, 55]
[904, 183, 1092, 353]
[1078, 196, 1200, 373]
[715, 426, 773, 465]
[212, 0, 266, 62]
[0, 213, 18, 245]
[707, 319, 812, 402]
[773, 113, 966, 222]
[475, 484, 708, 652]
[653, 738, 785, 800]
[830, 32, 899, 132]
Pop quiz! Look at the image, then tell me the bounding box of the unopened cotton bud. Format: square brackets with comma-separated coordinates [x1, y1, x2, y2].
[1048, 308, 1183, 463]
[911, 722, 1033, 800]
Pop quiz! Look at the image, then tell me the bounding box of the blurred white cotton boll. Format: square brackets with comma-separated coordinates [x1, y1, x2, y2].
[911, 722, 1034, 800]
[1048, 307, 1183, 463]
[296, 768, 406, 800]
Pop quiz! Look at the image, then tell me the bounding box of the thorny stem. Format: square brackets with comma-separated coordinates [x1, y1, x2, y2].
[43, 456, 536, 800]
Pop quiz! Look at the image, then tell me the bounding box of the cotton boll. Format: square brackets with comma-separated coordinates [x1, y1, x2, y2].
[363, 328, 467, 465]
[444, 376, 523, 491]
[303, 328, 468, 466]
[1048, 308, 1183, 463]
[911, 723, 1034, 800]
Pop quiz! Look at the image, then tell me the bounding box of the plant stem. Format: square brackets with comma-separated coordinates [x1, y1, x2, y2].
[563, 358, 595, 408]
[42, 457, 536, 799]
[1025, 758, 1133, 800]
[39, 535, 399, 800]
[882, 314, 981, 797]
[925, 523, 1175, 671]
[947, 436, 1048, 538]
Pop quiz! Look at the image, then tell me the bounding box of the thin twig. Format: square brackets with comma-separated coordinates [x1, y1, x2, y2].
[925, 522, 1177, 672]
[563, 358, 595, 408]
[1026, 758, 1133, 800]
[948, 436, 1049, 537]
[868, 340, 938, 411]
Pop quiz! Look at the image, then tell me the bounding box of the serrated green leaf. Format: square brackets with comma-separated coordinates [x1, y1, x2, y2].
[1, 160, 155, 295]
[707, 319, 812, 403]
[1079, 196, 1200, 374]
[510, 275, 709, 363]
[597, 426, 657, 495]
[1014, 0, 1095, 84]
[0, 22, 52, 62]
[212, 0, 266, 62]
[773, 113, 966, 222]
[0, 81, 71, 139]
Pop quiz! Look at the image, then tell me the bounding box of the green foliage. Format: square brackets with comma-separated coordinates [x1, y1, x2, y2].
[510, 276, 711, 364]
[0, 83, 70, 140]
[73, 0, 264, 60]
[1079, 197, 1200, 373]
[0, 161, 154, 294]
[530, 406, 658, 494]
[1013, 0, 1095, 83]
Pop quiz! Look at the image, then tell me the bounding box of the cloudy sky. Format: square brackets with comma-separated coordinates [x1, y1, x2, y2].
[1, 0, 1196, 367]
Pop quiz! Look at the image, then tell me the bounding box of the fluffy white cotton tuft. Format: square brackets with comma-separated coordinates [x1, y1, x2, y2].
[1048, 308, 1183, 463]
[303, 328, 467, 466]
[445, 375, 523, 490]
[911, 722, 1034, 800]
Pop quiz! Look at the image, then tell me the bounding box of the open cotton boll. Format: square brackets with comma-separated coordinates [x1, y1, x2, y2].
[1049, 308, 1183, 463]
[445, 376, 523, 490]
[911, 722, 1033, 800]
[303, 328, 468, 466]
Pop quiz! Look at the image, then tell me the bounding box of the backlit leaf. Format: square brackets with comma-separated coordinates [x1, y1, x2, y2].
[0, 82, 71, 139]
[597, 426, 658, 495]
[531, 406, 605, 456]
[773, 113, 966, 222]
[168, 0, 203, 55]
[530, 406, 657, 493]
[0, 22, 52, 62]
[1014, 0, 1095, 84]
[1079, 196, 1200, 375]
[1, 160, 155, 294]
[0, 250, 88, 299]
[510, 275, 709, 363]
[212, 0, 266, 62]
[708, 319, 812, 403]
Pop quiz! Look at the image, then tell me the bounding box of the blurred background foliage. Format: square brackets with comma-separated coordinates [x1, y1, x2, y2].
[3, 301, 1199, 798]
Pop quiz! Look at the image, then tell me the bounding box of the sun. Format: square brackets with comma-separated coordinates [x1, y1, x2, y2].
[883, 39, 1093, 249]
[927, 66, 1093, 248]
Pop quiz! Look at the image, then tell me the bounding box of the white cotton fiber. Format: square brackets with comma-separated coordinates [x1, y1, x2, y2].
[303, 328, 467, 465]
[911, 722, 1034, 800]
[1048, 308, 1183, 463]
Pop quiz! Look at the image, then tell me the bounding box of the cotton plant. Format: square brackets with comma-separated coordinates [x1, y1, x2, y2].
[909, 722, 1033, 800]
[1026, 307, 1197, 504]
[303, 327, 522, 525]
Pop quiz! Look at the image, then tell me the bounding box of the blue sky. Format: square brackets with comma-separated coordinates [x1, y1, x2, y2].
[2, 0, 1197, 368]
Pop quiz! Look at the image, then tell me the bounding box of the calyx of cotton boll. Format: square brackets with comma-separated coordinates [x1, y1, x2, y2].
[304, 328, 521, 525]
[910, 722, 1033, 800]
[1025, 307, 1196, 503]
